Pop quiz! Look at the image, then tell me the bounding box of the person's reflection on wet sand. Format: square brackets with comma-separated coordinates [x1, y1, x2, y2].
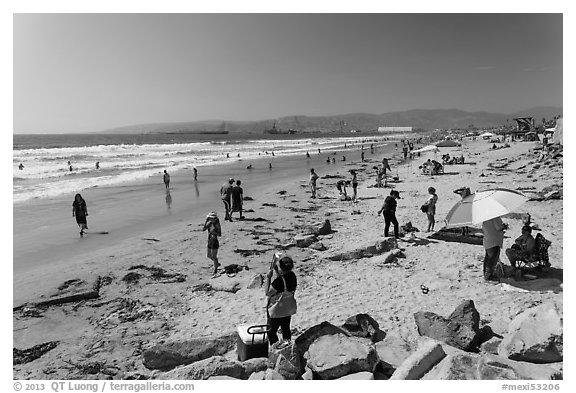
[194, 181, 200, 198]
[165, 190, 172, 210]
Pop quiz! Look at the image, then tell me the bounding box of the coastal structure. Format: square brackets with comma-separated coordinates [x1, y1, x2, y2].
[378, 126, 413, 133]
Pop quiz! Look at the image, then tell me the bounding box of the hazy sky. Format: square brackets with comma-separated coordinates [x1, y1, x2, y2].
[13, 13, 563, 134]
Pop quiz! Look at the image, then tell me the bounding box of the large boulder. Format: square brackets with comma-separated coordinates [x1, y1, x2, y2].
[294, 321, 350, 361]
[374, 335, 413, 379]
[498, 302, 563, 363]
[241, 357, 270, 376]
[299, 219, 332, 236]
[248, 369, 284, 380]
[424, 352, 562, 380]
[337, 371, 374, 380]
[340, 313, 386, 343]
[142, 335, 236, 371]
[304, 333, 378, 380]
[161, 356, 245, 379]
[274, 354, 299, 380]
[414, 300, 482, 351]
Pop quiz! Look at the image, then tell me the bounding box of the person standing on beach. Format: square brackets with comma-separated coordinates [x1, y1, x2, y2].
[221, 178, 234, 221]
[163, 170, 170, 190]
[350, 170, 358, 202]
[265, 253, 297, 350]
[424, 187, 438, 232]
[231, 180, 244, 220]
[193, 167, 198, 181]
[95, 161, 100, 169]
[482, 217, 506, 281]
[72, 193, 88, 237]
[18, 163, 24, 170]
[382, 158, 391, 187]
[309, 169, 319, 198]
[377, 190, 401, 238]
[203, 211, 222, 276]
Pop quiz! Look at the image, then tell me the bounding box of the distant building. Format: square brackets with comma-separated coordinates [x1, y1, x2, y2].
[378, 126, 413, 133]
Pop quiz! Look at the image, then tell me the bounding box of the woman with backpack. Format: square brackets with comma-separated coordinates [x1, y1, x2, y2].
[265, 253, 297, 350]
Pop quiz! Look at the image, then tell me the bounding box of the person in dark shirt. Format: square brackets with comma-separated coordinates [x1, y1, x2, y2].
[203, 211, 222, 276]
[265, 254, 297, 349]
[72, 193, 88, 237]
[231, 180, 244, 219]
[377, 189, 401, 238]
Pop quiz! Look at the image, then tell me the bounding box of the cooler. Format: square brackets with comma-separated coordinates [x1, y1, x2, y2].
[236, 323, 269, 361]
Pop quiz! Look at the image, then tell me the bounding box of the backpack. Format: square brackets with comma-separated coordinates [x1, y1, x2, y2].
[267, 276, 297, 318]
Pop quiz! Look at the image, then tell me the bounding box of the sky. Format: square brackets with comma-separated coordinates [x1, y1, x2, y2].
[13, 12, 563, 134]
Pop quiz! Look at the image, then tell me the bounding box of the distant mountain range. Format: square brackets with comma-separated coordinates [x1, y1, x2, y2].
[100, 106, 562, 135]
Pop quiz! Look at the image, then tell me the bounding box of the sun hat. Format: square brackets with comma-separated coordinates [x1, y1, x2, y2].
[228, 178, 235, 183]
[391, 190, 401, 199]
[207, 211, 218, 219]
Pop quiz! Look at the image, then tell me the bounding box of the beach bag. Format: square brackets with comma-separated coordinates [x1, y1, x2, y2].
[420, 204, 429, 213]
[267, 276, 297, 318]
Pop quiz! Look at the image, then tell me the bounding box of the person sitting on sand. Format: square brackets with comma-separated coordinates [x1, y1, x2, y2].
[265, 253, 297, 350]
[377, 190, 401, 238]
[163, 170, 170, 190]
[72, 193, 88, 237]
[505, 225, 536, 269]
[221, 178, 234, 221]
[203, 211, 222, 276]
[309, 169, 319, 198]
[18, 163, 24, 170]
[326, 157, 331, 164]
[231, 180, 244, 220]
[424, 187, 438, 232]
[246, 164, 252, 169]
[336, 180, 349, 201]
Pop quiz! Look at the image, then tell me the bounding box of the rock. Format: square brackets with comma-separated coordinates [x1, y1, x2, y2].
[326, 238, 397, 261]
[304, 333, 378, 380]
[302, 366, 314, 380]
[337, 371, 375, 380]
[207, 375, 240, 380]
[246, 274, 263, 289]
[162, 356, 245, 380]
[241, 357, 270, 376]
[274, 354, 299, 380]
[480, 337, 502, 355]
[309, 242, 327, 251]
[294, 321, 350, 361]
[374, 335, 413, 378]
[264, 369, 285, 380]
[315, 219, 332, 235]
[209, 277, 241, 293]
[294, 234, 317, 248]
[389, 339, 446, 380]
[498, 302, 563, 363]
[424, 352, 562, 380]
[544, 191, 561, 200]
[341, 314, 386, 343]
[13, 341, 59, 365]
[374, 249, 403, 265]
[413, 300, 482, 351]
[142, 335, 236, 371]
[34, 276, 101, 307]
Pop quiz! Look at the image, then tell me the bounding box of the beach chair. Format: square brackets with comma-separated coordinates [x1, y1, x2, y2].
[513, 233, 552, 271]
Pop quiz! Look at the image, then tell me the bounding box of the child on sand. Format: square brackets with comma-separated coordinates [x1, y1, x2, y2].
[203, 211, 222, 276]
[309, 169, 319, 198]
[424, 187, 438, 232]
[72, 193, 88, 237]
[377, 190, 401, 238]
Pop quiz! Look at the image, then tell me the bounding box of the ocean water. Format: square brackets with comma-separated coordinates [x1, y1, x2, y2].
[13, 133, 396, 203]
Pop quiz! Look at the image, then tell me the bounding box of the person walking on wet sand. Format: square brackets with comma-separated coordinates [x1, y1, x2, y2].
[72, 193, 88, 237]
[309, 168, 319, 198]
[193, 167, 198, 181]
[424, 187, 438, 232]
[163, 170, 170, 190]
[203, 211, 222, 276]
[377, 190, 401, 238]
[231, 180, 244, 220]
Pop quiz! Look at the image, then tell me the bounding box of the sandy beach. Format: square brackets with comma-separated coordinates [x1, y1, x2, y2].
[13, 137, 563, 380]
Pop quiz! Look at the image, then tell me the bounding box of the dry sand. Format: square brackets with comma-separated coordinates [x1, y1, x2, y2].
[12, 138, 563, 379]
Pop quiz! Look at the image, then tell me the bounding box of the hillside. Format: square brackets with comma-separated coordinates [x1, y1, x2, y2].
[99, 106, 563, 134]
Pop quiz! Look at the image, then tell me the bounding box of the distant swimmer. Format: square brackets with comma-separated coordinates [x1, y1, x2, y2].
[67, 160, 71, 165]
[361, 151, 365, 162]
[18, 163, 24, 170]
[95, 161, 100, 169]
[238, 153, 240, 158]
[72, 193, 88, 237]
[326, 157, 331, 164]
[163, 170, 170, 190]
[69, 165, 73, 172]
[332, 157, 336, 164]
[318, 148, 321, 154]
[272, 152, 275, 157]
[269, 163, 272, 169]
[342, 155, 346, 162]
[193, 167, 198, 181]
[247, 164, 253, 169]
[306, 152, 310, 159]
[227, 153, 230, 158]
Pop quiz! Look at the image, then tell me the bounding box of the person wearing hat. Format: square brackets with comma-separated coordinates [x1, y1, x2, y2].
[203, 211, 222, 275]
[377, 189, 401, 238]
[482, 217, 506, 281]
[220, 178, 235, 221]
[505, 225, 536, 269]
